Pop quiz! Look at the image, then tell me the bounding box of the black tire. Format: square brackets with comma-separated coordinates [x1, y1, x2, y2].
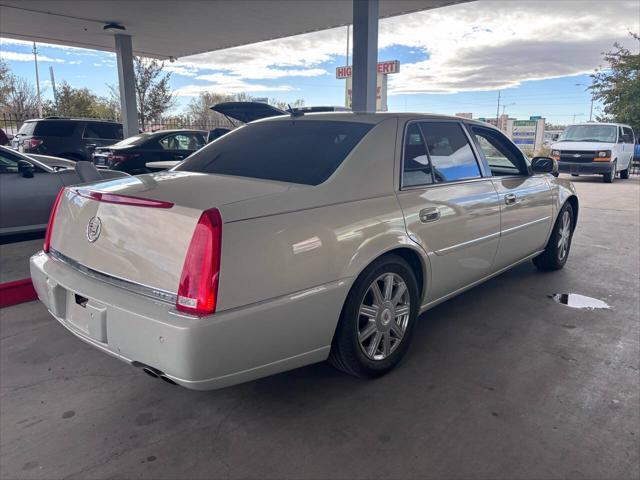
[603, 162, 616, 183]
[621, 161, 630, 179]
[329, 254, 419, 378]
[533, 202, 575, 271]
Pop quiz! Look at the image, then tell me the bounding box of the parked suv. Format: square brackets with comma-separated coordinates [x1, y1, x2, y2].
[550, 122, 635, 183]
[11, 117, 123, 162]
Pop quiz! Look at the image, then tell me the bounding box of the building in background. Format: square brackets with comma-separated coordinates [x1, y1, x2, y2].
[456, 112, 473, 119]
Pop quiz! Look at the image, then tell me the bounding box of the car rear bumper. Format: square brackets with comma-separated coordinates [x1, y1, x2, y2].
[30, 251, 348, 390]
[558, 161, 614, 175]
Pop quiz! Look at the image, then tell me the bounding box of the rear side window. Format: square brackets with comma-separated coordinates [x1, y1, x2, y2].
[418, 122, 481, 183]
[33, 121, 76, 137]
[402, 123, 434, 187]
[623, 127, 634, 143]
[17, 122, 36, 135]
[177, 121, 373, 185]
[84, 122, 123, 139]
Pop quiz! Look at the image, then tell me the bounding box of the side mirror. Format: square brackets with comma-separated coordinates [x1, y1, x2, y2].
[17, 160, 34, 178]
[531, 157, 558, 177]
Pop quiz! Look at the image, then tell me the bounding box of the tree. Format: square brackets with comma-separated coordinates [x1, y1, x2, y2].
[270, 98, 305, 111]
[0, 60, 12, 105]
[1, 76, 40, 116]
[134, 57, 175, 128]
[46, 82, 118, 119]
[185, 91, 234, 125]
[590, 32, 640, 132]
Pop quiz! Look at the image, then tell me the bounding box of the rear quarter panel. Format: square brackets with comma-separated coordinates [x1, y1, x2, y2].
[216, 195, 421, 312]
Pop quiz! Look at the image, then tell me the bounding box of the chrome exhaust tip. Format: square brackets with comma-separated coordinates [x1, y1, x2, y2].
[142, 367, 160, 378]
[160, 375, 178, 386]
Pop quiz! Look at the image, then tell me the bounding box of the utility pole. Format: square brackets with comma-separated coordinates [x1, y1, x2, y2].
[49, 66, 57, 111]
[495, 90, 501, 124]
[576, 83, 594, 122]
[32, 42, 43, 117]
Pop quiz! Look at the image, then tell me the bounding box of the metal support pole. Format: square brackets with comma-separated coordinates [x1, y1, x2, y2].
[351, 0, 379, 112]
[114, 34, 138, 137]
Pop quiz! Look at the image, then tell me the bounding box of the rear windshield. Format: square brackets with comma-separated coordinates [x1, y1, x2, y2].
[176, 120, 373, 185]
[33, 121, 76, 137]
[17, 122, 36, 135]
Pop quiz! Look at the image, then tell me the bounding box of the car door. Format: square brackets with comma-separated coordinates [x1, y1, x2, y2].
[396, 120, 501, 303]
[623, 127, 635, 168]
[0, 150, 64, 234]
[158, 133, 204, 161]
[468, 124, 553, 269]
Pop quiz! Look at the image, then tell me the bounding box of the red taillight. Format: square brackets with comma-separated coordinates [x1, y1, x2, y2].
[72, 189, 174, 209]
[44, 188, 65, 253]
[108, 152, 139, 165]
[28, 138, 43, 149]
[176, 209, 222, 316]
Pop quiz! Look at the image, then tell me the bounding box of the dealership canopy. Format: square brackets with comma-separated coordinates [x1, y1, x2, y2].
[0, 0, 468, 135]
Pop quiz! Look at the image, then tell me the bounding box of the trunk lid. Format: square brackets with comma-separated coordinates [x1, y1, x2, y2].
[50, 171, 290, 294]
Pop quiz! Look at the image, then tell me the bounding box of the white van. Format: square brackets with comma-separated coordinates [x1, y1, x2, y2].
[550, 123, 635, 183]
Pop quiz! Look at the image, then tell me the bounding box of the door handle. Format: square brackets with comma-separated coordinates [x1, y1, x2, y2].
[419, 207, 440, 223]
[504, 193, 517, 205]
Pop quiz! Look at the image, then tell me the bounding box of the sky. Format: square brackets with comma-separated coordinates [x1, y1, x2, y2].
[1, 0, 638, 125]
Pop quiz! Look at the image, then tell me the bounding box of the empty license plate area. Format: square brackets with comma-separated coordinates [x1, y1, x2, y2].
[66, 291, 107, 343]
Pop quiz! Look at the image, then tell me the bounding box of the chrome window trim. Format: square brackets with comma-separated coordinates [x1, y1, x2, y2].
[399, 119, 486, 191]
[49, 249, 177, 304]
[466, 123, 530, 176]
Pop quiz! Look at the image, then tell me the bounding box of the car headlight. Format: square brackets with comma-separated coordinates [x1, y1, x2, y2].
[551, 150, 560, 157]
[597, 150, 611, 158]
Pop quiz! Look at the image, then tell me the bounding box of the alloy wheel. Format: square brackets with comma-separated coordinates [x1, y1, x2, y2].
[357, 273, 411, 361]
[557, 210, 571, 261]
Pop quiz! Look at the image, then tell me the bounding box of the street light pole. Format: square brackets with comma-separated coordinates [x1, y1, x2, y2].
[32, 42, 42, 117]
[576, 83, 594, 122]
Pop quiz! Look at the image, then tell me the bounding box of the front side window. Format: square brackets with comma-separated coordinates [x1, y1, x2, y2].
[623, 127, 634, 144]
[419, 122, 481, 182]
[160, 133, 202, 151]
[559, 125, 616, 143]
[176, 120, 373, 185]
[471, 126, 527, 176]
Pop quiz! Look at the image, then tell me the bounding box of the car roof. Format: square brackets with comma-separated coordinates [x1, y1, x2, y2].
[569, 122, 633, 128]
[25, 117, 121, 124]
[146, 129, 208, 135]
[253, 111, 495, 127]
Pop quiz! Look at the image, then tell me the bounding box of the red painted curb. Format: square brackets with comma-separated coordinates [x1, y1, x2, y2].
[0, 279, 38, 308]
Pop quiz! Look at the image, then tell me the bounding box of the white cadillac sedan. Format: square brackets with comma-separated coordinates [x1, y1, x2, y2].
[30, 113, 578, 390]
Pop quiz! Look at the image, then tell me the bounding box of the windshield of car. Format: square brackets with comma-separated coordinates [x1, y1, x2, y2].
[559, 125, 616, 143]
[111, 133, 153, 147]
[175, 120, 374, 185]
[17, 122, 36, 135]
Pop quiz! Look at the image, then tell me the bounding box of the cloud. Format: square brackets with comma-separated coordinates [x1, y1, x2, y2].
[381, 0, 639, 94]
[172, 0, 636, 95]
[1, 0, 636, 97]
[0, 50, 65, 63]
[175, 77, 294, 96]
